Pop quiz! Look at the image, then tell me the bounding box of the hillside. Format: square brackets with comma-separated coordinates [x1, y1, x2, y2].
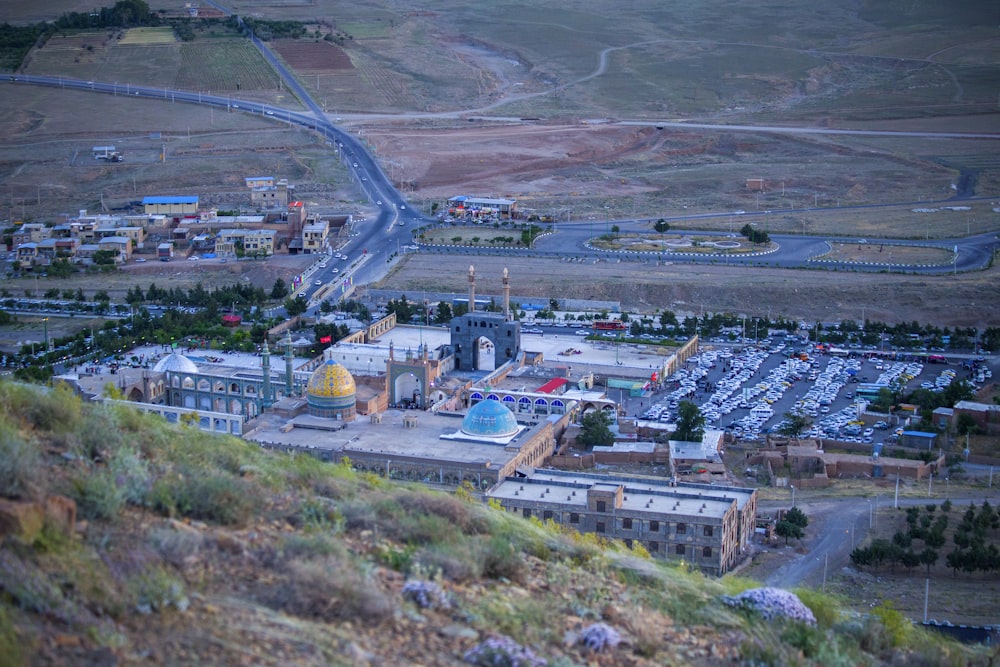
[0, 378, 989, 666]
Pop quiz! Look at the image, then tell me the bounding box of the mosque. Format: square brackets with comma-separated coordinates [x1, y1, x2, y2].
[68, 267, 564, 488]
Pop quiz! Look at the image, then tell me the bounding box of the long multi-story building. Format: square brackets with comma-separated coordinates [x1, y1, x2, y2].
[487, 469, 757, 575]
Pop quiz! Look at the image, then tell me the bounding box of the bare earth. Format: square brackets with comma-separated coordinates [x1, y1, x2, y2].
[376, 252, 1000, 328]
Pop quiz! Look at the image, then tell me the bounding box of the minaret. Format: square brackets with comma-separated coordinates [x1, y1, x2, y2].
[467, 264, 476, 313]
[502, 267, 510, 320]
[260, 339, 273, 409]
[284, 331, 294, 396]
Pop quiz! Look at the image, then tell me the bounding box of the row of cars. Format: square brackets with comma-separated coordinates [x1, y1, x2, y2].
[642, 345, 940, 444]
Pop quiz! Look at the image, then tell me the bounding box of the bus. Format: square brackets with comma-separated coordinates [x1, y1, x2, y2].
[856, 383, 889, 400]
[593, 320, 626, 331]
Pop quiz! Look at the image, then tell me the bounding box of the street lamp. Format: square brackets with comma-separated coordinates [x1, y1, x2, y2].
[790, 484, 795, 508]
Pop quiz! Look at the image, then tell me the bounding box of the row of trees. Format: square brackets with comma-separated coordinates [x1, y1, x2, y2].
[851, 501, 1000, 577]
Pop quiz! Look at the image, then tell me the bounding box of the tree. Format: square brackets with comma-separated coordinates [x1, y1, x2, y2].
[673, 400, 705, 442]
[284, 295, 308, 317]
[433, 300, 453, 325]
[920, 547, 938, 573]
[785, 506, 809, 529]
[776, 412, 812, 438]
[578, 410, 614, 448]
[955, 413, 979, 436]
[270, 278, 289, 300]
[775, 519, 804, 544]
[654, 219, 670, 234]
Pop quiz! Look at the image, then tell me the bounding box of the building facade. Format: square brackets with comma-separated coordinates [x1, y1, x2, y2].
[488, 470, 757, 575]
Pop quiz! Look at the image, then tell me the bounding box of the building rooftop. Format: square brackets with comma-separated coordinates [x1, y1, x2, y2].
[488, 473, 736, 520]
[520, 469, 756, 510]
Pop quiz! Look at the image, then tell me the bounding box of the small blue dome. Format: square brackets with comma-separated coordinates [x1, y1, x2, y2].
[461, 399, 519, 438]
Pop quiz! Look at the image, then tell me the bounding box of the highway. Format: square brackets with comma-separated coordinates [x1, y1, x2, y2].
[7, 73, 999, 279]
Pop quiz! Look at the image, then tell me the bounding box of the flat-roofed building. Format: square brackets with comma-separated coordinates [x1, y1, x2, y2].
[447, 196, 517, 219]
[245, 176, 275, 189]
[488, 469, 757, 575]
[12, 223, 49, 246]
[97, 236, 132, 263]
[216, 229, 275, 257]
[142, 196, 199, 216]
[302, 219, 329, 254]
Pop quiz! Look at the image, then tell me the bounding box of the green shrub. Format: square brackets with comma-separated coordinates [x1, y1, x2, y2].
[150, 471, 259, 526]
[0, 605, 24, 667]
[129, 567, 189, 614]
[70, 468, 125, 521]
[148, 526, 206, 568]
[871, 600, 911, 648]
[108, 446, 152, 506]
[0, 551, 77, 624]
[275, 556, 392, 621]
[413, 543, 481, 582]
[793, 588, 842, 629]
[373, 541, 415, 572]
[479, 534, 525, 582]
[0, 417, 39, 499]
[280, 533, 344, 560]
[781, 621, 825, 658]
[75, 408, 126, 461]
[25, 384, 81, 433]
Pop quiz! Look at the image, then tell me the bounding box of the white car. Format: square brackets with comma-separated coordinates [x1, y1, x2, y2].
[332, 268, 340, 274]
[135, 258, 146, 263]
[376, 201, 382, 206]
[314, 280, 323, 286]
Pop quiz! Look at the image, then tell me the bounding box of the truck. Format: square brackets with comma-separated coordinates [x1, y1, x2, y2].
[92, 146, 123, 161]
[157, 243, 173, 262]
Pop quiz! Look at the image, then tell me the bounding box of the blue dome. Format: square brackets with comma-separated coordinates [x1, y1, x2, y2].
[461, 399, 519, 438]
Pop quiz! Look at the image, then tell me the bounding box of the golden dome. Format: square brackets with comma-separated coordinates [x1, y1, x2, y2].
[306, 360, 356, 399]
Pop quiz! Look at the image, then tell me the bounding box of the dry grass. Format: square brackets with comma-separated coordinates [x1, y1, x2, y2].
[815, 243, 955, 265]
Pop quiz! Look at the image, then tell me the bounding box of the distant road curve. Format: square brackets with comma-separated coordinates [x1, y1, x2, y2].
[616, 120, 1000, 141]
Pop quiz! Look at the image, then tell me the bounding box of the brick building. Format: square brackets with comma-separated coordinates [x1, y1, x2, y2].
[488, 469, 757, 575]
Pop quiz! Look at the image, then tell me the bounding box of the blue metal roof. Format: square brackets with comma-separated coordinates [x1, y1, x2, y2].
[143, 196, 199, 204]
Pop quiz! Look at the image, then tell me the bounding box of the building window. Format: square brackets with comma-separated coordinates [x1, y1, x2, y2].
[676, 522, 687, 534]
[703, 546, 713, 558]
[675, 544, 685, 556]
[648, 541, 659, 553]
[596, 500, 606, 512]
[522, 508, 531, 518]
[596, 521, 606, 533]
[622, 517, 633, 530]
[569, 513, 580, 524]
[649, 520, 660, 532]
[543, 510, 553, 521]
[704, 526, 714, 537]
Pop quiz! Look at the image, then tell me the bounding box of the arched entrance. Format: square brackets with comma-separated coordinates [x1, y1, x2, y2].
[475, 335, 496, 371]
[393, 371, 422, 408]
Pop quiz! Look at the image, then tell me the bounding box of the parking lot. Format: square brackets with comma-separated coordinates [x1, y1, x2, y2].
[641, 335, 990, 446]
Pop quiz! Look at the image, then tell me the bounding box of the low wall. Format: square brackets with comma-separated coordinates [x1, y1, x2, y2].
[549, 453, 594, 469]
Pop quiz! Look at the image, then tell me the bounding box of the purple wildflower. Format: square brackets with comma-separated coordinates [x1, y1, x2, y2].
[463, 635, 548, 667]
[721, 587, 816, 625]
[578, 622, 621, 652]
